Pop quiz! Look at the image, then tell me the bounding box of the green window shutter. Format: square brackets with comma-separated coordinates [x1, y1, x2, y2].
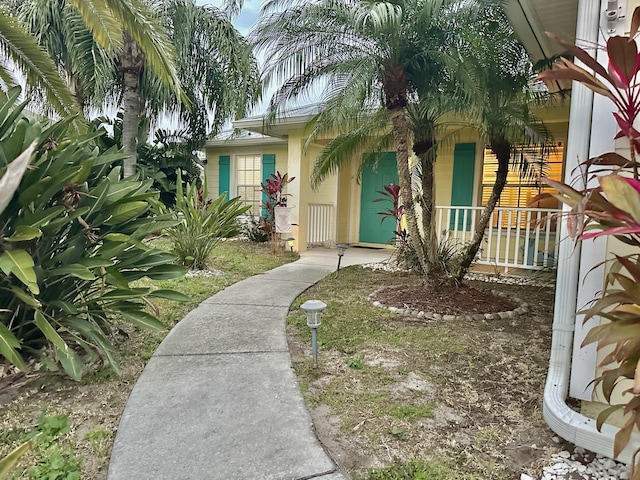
[219, 155, 230, 197]
[262, 154, 276, 183]
[261, 154, 276, 215]
[450, 143, 476, 231]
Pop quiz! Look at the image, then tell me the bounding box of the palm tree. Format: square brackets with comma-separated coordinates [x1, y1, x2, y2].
[450, 5, 550, 281]
[19, 0, 260, 176]
[253, 0, 488, 274]
[16, 0, 183, 176]
[142, 0, 261, 149]
[0, 8, 81, 122]
[406, 92, 469, 276]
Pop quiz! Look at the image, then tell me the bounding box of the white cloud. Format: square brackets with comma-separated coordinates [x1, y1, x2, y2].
[194, 0, 261, 35]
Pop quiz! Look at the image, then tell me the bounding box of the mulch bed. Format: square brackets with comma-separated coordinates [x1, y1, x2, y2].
[371, 284, 518, 316]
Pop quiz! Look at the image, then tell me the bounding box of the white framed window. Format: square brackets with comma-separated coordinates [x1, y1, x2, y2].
[235, 154, 262, 216]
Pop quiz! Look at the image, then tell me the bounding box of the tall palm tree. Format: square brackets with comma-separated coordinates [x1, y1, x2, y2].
[20, 0, 260, 176]
[16, 0, 183, 176]
[143, 0, 261, 149]
[253, 0, 488, 274]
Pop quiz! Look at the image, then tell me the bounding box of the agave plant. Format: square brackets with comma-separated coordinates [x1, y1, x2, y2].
[0, 87, 188, 380]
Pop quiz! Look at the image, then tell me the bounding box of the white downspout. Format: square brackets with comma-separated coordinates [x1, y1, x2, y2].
[543, 0, 640, 464]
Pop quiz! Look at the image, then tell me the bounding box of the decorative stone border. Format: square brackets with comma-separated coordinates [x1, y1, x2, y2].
[367, 287, 529, 321]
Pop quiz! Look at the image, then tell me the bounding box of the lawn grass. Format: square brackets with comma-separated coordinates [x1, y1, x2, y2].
[286, 265, 536, 480]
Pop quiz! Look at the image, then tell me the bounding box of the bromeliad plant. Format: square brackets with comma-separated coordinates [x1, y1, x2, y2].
[0, 87, 188, 381]
[538, 9, 640, 475]
[161, 171, 250, 269]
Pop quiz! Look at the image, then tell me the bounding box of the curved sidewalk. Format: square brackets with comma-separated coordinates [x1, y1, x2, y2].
[108, 247, 391, 480]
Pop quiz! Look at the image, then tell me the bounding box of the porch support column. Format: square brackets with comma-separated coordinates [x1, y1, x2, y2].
[570, 16, 619, 399]
[543, 0, 640, 464]
[287, 133, 309, 252]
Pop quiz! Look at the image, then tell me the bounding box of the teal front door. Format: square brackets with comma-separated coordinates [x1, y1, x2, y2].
[359, 152, 399, 244]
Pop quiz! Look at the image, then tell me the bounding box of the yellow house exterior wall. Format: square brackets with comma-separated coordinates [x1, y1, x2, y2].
[336, 166, 352, 244]
[285, 130, 340, 252]
[204, 144, 288, 200]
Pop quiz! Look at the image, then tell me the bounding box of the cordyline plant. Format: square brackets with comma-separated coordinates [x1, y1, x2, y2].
[538, 8, 640, 475]
[260, 171, 294, 252]
[373, 181, 408, 245]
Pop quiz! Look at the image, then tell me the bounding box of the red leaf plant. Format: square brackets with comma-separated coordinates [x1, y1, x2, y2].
[538, 8, 640, 476]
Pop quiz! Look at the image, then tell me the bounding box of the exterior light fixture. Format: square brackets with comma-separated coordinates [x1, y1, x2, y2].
[300, 299, 326, 367]
[336, 244, 348, 275]
[285, 237, 295, 254]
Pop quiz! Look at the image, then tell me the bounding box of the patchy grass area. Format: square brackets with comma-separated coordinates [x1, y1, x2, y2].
[287, 266, 557, 480]
[0, 239, 296, 479]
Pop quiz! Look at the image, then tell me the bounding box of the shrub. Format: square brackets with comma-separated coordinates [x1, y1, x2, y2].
[162, 171, 250, 269]
[137, 128, 202, 208]
[539, 12, 640, 475]
[242, 216, 269, 243]
[0, 87, 188, 380]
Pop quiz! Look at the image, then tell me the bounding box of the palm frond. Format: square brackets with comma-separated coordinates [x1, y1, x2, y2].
[0, 13, 81, 122]
[105, 0, 183, 99]
[66, 0, 124, 53]
[143, 0, 260, 142]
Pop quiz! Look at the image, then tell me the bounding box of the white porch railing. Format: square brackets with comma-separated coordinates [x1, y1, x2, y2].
[435, 206, 562, 271]
[308, 203, 333, 244]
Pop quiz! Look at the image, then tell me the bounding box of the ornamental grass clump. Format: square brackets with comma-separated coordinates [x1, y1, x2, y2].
[538, 9, 640, 476]
[0, 87, 188, 381]
[164, 171, 250, 269]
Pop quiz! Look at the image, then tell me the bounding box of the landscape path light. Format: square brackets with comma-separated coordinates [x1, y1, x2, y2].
[285, 237, 295, 254]
[336, 244, 348, 276]
[300, 299, 326, 367]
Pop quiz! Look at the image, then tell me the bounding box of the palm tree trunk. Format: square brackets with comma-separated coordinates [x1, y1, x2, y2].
[389, 107, 427, 272]
[413, 132, 441, 276]
[121, 33, 145, 177]
[421, 155, 441, 274]
[454, 138, 510, 281]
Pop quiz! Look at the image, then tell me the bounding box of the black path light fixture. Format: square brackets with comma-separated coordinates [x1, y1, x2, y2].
[336, 244, 348, 276]
[300, 299, 326, 367]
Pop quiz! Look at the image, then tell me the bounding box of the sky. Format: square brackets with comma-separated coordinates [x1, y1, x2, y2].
[195, 0, 262, 37]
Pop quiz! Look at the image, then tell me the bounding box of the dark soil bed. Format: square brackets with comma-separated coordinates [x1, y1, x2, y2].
[371, 283, 518, 315]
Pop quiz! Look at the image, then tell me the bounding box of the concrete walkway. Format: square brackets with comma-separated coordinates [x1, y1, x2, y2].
[108, 247, 391, 480]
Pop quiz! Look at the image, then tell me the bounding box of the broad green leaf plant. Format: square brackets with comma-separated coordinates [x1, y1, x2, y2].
[161, 171, 250, 270]
[538, 8, 640, 477]
[0, 87, 188, 380]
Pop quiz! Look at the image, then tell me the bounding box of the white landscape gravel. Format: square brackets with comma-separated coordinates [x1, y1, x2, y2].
[522, 441, 629, 480]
